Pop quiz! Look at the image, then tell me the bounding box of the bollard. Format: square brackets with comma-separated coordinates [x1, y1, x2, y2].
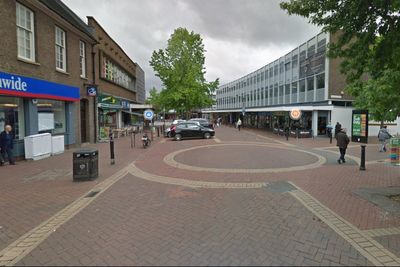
[130, 131, 133, 149]
[360, 145, 366, 171]
[330, 135, 332, 144]
[110, 133, 115, 165]
[157, 127, 160, 137]
[133, 132, 136, 148]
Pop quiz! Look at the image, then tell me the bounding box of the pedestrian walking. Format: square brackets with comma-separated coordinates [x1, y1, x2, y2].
[326, 122, 333, 144]
[334, 122, 342, 138]
[284, 123, 290, 141]
[0, 125, 15, 165]
[237, 118, 242, 131]
[378, 125, 392, 152]
[336, 128, 350, 164]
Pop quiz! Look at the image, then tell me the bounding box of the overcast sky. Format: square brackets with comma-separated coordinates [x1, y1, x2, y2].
[63, 0, 320, 95]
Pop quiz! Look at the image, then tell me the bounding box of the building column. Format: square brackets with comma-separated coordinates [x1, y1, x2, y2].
[23, 99, 38, 136]
[312, 110, 318, 137]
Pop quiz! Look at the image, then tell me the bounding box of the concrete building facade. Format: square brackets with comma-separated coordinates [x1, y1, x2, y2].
[212, 32, 399, 137]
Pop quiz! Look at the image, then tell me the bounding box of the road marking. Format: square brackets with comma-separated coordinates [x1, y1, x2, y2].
[128, 163, 267, 189]
[163, 143, 326, 173]
[256, 134, 297, 147]
[288, 182, 400, 266]
[214, 138, 222, 143]
[0, 167, 130, 266]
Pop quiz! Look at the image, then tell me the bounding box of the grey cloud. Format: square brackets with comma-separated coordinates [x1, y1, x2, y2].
[63, 0, 320, 95]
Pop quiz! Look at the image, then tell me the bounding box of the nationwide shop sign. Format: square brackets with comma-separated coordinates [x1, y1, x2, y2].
[351, 110, 368, 143]
[0, 71, 79, 101]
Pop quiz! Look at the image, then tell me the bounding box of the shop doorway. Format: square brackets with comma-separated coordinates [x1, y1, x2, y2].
[80, 99, 89, 143]
[318, 113, 328, 135]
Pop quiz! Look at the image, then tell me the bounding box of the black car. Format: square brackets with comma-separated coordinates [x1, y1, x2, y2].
[189, 118, 214, 129]
[174, 122, 215, 141]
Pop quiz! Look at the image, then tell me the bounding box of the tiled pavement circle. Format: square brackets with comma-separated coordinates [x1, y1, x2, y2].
[1, 126, 399, 266]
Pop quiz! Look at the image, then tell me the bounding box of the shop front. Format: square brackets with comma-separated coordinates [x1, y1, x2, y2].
[97, 94, 124, 141]
[0, 71, 80, 157]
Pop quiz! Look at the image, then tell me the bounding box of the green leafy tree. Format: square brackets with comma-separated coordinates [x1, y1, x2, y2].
[280, 0, 400, 124]
[150, 28, 218, 118]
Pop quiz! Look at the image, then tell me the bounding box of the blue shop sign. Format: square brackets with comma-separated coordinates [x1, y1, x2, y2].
[0, 71, 80, 101]
[121, 100, 130, 109]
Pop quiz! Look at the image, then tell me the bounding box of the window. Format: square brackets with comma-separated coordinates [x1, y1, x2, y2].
[307, 77, 314, 91]
[102, 56, 135, 90]
[79, 41, 86, 78]
[317, 73, 325, 89]
[55, 26, 66, 71]
[0, 97, 24, 140]
[292, 55, 298, 69]
[292, 82, 298, 94]
[299, 80, 306, 92]
[16, 3, 35, 61]
[37, 99, 66, 135]
[285, 85, 290, 95]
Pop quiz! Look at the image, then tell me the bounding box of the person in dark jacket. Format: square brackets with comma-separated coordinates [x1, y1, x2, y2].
[336, 128, 350, 164]
[334, 122, 342, 138]
[0, 125, 15, 165]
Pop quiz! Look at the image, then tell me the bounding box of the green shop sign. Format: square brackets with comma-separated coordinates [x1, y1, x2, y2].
[98, 94, 122, 109]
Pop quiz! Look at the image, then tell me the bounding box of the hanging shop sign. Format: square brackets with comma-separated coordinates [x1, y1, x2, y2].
[87, 85, 97, 97]
[0, 71, 79, 101]
[351, 110, 368, 143]
[289, 109, 302, 120]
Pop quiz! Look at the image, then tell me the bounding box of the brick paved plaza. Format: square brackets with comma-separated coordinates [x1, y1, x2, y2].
[1, 126, 400, 266]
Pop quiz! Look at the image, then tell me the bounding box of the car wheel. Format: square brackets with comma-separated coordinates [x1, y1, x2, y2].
[204, 132, 211, 139]
[175, 134, 182, 141]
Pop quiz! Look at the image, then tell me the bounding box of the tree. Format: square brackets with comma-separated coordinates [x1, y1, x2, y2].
[150, 28, 218, 118]
[145, 87, 163, 114]
[280, 0, 400, 123]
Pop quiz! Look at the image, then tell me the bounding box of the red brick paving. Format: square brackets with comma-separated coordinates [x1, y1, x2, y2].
[17, 174, 371, 266]
[0, 134, 162, 251]
[1, 125, 399, 266]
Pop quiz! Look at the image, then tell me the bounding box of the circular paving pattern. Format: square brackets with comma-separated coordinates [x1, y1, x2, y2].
[164, 143, 326, 173]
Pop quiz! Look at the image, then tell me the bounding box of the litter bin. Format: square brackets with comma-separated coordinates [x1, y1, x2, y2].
[73, 149, 98, 181]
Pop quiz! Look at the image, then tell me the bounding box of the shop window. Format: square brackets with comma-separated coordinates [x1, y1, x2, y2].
[37, 99, 66, 134]
[16, 2, 35, 62]
[0, 97, 24, 140]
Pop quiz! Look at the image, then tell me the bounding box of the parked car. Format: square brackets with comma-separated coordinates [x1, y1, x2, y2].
[189, 118, 214, 129]
[165, 119, 186, 137]
[174, 122, 215, 141]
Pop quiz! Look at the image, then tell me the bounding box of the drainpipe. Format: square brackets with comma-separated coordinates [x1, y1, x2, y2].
[92, 43, 97, 143]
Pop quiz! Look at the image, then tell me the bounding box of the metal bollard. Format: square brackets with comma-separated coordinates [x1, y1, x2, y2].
[360, 145, 366, 171]
[110, 133, 115, 165]
[130, 131, 133, 149]
[157, 127, 160, 137]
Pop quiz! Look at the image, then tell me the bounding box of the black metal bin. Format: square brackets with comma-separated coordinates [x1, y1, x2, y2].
[73, 149, 98, 181]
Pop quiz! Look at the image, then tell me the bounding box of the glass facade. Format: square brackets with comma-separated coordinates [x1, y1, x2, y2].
[0, 96, 24, 140]
[216, 33, 327, 110]
[37, 99, 66, 135]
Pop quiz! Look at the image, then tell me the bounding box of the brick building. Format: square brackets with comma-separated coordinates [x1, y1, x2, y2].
[0, 0, 97, 157]
[87, 17, 140, 141]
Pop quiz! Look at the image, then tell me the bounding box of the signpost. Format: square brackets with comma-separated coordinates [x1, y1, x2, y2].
[144, 109, 154, 121]
[351, 110, 369, 170]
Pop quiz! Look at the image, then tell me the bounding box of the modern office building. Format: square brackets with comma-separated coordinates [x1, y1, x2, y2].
[212, 32, 363, 137]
